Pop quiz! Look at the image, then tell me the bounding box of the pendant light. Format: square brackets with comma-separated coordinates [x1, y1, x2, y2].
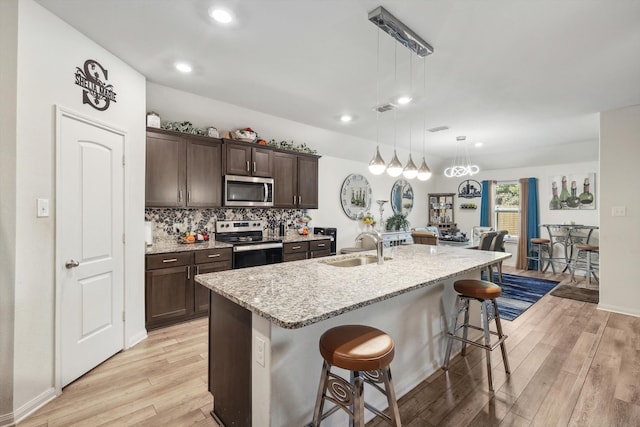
[387, 42, 403, 177]
[368, 28, 387, 175]
[444, 136, 480, 178]
[417, 56, 432, 181]
[403, 50, 418, 179]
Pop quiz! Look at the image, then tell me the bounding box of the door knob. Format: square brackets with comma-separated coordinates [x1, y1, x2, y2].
[65, 260, 80, 269]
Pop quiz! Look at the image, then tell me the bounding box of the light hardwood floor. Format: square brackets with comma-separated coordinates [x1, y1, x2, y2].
[17, 267, 639, 427]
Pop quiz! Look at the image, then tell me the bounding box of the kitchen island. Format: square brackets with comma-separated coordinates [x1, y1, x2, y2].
[196, 244, 510, 427]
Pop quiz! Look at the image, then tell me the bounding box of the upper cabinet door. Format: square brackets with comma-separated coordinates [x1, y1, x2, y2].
[225, 142, 252, 176]
[186, 137, 222, 207]
[251, 146, 273, 177]
[146, 130, 186, 207]
[273, 152, 297, 208]
[298, 156, 318, 209]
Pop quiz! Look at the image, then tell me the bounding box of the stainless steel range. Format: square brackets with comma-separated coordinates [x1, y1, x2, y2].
[215, 220, 283, 269]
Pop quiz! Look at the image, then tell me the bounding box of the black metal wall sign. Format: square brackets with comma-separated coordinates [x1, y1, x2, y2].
[74, 59, 117, 111]
[458, 179, 482, 198]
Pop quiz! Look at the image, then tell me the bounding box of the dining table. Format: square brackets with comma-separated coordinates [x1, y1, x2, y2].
[539, 224, 599, 271]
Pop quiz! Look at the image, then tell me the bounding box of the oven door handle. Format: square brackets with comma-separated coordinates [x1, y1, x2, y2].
[264, 183, 269, 203]
[233, 242, 283, 252]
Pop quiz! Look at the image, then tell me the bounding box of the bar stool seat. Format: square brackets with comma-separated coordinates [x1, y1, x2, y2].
[310, 325, 401, 427]
[443, 279, 510, 392]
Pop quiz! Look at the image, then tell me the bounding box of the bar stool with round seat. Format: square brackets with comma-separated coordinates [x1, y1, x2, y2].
[443, 279, 510, 392]
[570, 244, 599, 284]
[310, 325, 401, 427]
[528, 238, 555, 272]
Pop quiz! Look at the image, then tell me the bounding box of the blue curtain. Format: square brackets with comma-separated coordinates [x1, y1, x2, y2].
[480, 180, 490, 227]
[526, 177, 540, 269]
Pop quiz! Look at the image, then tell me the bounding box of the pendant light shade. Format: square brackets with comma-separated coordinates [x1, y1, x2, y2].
[403, 154, 418, 179]
[386, 150, 403, 177]
[417, 157, 432, 181]
[368, 146, 387, 175]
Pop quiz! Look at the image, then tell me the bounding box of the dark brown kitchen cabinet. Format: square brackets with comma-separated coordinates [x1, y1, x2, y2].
[283, 241, 309, 262]
[145, 247, 232, 329]
[145, 128, 222, 208]
[194, 248, 232, 315]
[224, 140, 272, 177]
[273, 152, 319, 209]
[145, 252, 193, 330]
[310, 240, 331, 258]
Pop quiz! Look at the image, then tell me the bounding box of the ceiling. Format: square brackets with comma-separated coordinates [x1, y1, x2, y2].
[36, 0, 640, 170]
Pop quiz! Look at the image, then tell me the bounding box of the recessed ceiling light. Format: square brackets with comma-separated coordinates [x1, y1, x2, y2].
[209, 8, 233, 23]
[474, 142, 483, 147]
[340, 115, 353, 123]
[175, 62, 192, 73]
[397, 96, 412, 105]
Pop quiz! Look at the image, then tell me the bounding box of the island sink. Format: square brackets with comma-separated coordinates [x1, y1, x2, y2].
[321, 254, 391, 267]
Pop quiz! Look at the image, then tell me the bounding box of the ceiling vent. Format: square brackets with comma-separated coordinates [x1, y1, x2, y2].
[373, 102, 397, 113]
[427, 126, 449, 133]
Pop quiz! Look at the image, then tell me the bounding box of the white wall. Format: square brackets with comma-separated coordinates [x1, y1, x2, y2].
[146, 83, 436, 250]
[0, 0, 18, 422]
[432, 161, 600, 265]
[599, 104, 640, 317]
[5, 1, 147, 422]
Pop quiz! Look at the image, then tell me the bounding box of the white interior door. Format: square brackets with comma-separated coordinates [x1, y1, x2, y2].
[57, 108, 125, 387]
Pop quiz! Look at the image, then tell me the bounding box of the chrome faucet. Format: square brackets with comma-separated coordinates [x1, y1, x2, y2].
[355, 230, 385, 265]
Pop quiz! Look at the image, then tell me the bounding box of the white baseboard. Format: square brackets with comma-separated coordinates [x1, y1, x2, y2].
[126, 329, 148, 349]
[3, 387, 57, 427]
[597, 303, 640, 318]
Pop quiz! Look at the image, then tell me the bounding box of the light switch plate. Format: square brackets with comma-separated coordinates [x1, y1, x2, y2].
[37, 198, 49, 217]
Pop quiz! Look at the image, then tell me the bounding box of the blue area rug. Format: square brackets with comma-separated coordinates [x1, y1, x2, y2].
[481, 272, 559, 321]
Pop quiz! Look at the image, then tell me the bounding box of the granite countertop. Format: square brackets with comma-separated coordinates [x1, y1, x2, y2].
[145, 240, 233, 255]
[195, 245, 510, 329]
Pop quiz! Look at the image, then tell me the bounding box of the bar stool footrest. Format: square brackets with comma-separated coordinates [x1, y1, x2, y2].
[448, 330, 508, 352]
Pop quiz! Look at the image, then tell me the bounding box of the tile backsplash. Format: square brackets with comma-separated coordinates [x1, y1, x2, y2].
[145, 208, 304, 241]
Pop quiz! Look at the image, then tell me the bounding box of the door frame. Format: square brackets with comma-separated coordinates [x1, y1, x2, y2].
[54, 106, 127, 392]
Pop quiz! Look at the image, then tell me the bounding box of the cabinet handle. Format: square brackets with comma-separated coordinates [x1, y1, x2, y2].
[253, 161, 256, 173]
[178, 190, 182, 202]
[196, 265, 200, 275]
[292, 246, 301, 250]
[317, 243, 325, 247]
[187, 266, 190, 279]
[246, 160, 250, 172]
[162, 258, 178, 263]
[207, 253, 221, 258]
[293, 195, 296, 205]
[187, 191, 191, 203]
[298, 195, 302, 205]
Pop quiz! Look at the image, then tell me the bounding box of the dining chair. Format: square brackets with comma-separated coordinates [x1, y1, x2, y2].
[477, 231, 498, 282]
[489, 230, 508, 283]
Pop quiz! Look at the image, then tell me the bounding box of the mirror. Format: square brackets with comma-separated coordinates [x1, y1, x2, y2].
[391, 179, 414, 215]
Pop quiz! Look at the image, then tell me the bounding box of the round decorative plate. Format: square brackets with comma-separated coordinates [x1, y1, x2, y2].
[340, 174, 372, 219]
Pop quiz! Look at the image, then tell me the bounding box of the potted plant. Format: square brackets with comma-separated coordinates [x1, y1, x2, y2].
[386, 213, 410, 231]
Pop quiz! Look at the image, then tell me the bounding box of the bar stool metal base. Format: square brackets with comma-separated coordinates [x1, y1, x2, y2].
[528, 239, 555, 273]
[309, 361, 400, 427]
[570, 246, 599, 284]
[443, 295, 510, 392]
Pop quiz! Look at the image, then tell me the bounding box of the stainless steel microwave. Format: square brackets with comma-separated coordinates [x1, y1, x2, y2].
[224, 175, 274, 207]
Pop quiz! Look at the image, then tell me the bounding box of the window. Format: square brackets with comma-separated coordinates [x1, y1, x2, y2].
[494, 182, 520, 237]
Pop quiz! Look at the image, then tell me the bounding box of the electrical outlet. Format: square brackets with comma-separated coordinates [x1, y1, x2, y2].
[612, 206, 627, 217]
[37, 198, 49, 217]
[255, 336, 265, 367]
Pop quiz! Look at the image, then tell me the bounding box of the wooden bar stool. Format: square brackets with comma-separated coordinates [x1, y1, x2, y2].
[310, 325, 401, 427]
[529, 238, 555, 272]
[570, 244, 599, 284]
[443, 279, 510, 392]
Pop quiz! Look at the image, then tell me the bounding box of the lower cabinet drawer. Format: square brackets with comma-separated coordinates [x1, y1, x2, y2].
[146, 252, 192, 270]
[284, 242, 310, 254]
[310, 240, 330, 251]
[195, 248, 232, 264]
